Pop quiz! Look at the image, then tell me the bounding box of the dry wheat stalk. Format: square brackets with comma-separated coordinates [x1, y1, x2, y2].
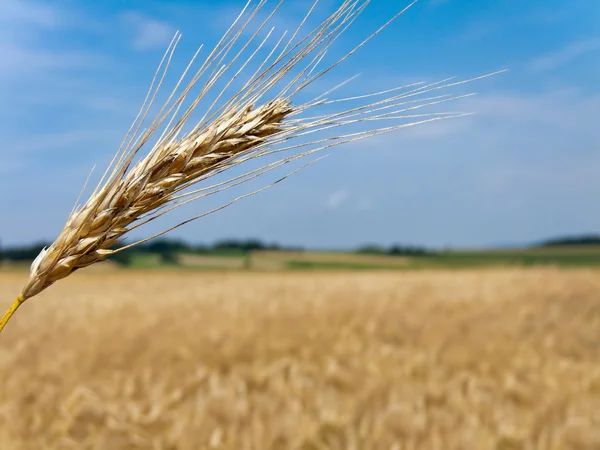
[0, 0, 502, 332]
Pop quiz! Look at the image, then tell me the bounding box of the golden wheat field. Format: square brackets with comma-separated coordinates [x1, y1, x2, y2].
[0, 268, 599, 449]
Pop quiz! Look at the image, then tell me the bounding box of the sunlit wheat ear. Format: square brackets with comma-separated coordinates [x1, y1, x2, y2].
[0, 0, 504, 332]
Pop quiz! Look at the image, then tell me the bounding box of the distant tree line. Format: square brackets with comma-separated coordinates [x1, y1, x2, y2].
[108, 239, 302, 266]
[3, 234, 598, 267]
[0, 238, 304, 266]
[0, 242, 50, 262]
[538, 234, 600, 247]
[356, 244, 433, 256]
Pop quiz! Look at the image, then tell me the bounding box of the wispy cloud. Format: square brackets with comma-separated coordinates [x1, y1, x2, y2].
[0, 44, 105, 81]
[399, 115, 474, 140]
[0, 129, 116, 179]
[528, 37, 600, 73]
[0, 0, 62, 29]
[326, 189, 349, 210]
[325, 189, 371, 212]
[455, 5, 578, 43]
[0, 0, 105, 82]
[121, 12, 175, 51]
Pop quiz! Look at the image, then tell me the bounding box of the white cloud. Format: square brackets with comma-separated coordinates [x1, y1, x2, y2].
[398, 114, 474, 140]
[121, 12, 175, 51]
[0, 0, 105, 82]
[340, 85, 600, 185]
[463, 88, 600, 144]
[0, 43, 104, 81]
[0, 0, 61, 29]
[0, 130, 115, 180]
[326, 189, 349, 210]
[528, 37, 600, 73]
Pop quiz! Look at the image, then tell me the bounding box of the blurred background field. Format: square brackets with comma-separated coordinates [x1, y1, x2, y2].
[0, 267, 599, 449]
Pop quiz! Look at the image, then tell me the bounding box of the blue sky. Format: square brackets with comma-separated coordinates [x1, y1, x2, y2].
[1, 0, 599, 249]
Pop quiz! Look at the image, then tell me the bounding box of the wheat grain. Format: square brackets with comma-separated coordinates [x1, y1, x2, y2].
[1, 0, 503, 331]
[21, 100, 293, 300]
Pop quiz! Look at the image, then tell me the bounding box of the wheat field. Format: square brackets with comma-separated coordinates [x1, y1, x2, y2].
[0, 268, 599, 449]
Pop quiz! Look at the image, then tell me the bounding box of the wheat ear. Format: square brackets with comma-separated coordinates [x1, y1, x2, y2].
[1, 0, 503, 332]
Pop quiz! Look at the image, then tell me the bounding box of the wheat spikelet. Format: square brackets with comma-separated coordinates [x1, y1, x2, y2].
[0, 0, 503, 332]
[21, 100, 293, 300]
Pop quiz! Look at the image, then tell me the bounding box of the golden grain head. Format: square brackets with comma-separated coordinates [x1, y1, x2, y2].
[21, 100, 293, 299]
